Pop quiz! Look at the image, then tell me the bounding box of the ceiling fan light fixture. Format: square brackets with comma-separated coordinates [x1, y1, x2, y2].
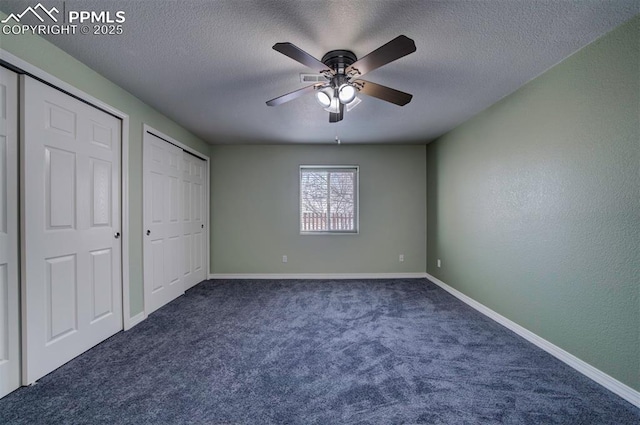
[315, 90, 332, 108]
[267, 36, 416, 121]
[338, 84, 357, 104]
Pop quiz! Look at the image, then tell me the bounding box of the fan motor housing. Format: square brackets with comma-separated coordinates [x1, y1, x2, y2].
[321, 50, 357, 74]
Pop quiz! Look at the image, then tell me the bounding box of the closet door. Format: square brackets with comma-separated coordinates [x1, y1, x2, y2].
[143, 132, 184, 314]
[182, 152, 206, 289]
[22, 76, 123, 384]
[0, 67, 19, 398]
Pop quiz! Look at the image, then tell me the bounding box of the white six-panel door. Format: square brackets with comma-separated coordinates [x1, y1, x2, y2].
[143, 133, 184, 314]
[0, 67, 20, 398]
[182, 152, 206, 289]
[22, 76, 122, 384]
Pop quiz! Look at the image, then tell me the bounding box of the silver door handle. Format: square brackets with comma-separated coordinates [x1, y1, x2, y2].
[114, 232, 121, 239]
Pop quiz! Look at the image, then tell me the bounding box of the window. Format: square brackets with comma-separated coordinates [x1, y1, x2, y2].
[300, 166, 359, 234]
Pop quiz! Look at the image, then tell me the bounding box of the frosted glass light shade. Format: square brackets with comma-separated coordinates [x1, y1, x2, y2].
[338, 84, 357, 104]
[323, 97, 340, 113]
[315, 90, 331, 107]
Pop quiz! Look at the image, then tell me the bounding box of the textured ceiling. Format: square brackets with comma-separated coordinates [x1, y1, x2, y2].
[2, 0, 638, 144]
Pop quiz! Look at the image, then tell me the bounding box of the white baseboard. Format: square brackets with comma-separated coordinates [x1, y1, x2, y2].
[425, 273, 640, 408]
[124, 311, 146, 331]
[208, 273, 426, 280]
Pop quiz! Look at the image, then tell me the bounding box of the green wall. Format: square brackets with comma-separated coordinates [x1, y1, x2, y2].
[0, 19, 210, 317]
[426, 16, 639, 391]
[211, 144, 426, 274]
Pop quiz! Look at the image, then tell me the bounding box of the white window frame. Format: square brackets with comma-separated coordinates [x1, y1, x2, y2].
[299, 165, 359, 235]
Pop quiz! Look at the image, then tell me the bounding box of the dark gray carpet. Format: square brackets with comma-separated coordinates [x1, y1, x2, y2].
[0, 279, 638, 424]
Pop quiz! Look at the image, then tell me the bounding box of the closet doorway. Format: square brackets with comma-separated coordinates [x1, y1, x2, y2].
[143, 128, 209, 314]
[21, 76, 124, 384]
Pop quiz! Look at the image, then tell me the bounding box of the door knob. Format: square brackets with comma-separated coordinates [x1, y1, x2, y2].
[146, 230, 151, 236]
[201, 224, 204, 229]
[114, 232, 121, 239]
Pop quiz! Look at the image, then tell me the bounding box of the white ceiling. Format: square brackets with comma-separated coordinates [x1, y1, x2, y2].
[3, 1, 638, 144]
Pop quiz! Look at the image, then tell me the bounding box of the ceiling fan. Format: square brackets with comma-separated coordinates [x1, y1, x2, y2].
[266, 35, 416, 123]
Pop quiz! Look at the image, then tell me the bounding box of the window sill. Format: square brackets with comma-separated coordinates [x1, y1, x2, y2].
[300, 231, 359, 236]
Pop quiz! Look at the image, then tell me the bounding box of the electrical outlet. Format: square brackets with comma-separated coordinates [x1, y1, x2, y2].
[282, 255, 288, 263]
[399, 254, 404, 262]
[437, 259, 441, 268]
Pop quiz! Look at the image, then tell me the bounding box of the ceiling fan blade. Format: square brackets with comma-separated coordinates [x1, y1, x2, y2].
[273, 42, 333, 74]
[329, 102, 344, 123]
[346, 35, 416, 78]
[354, 80, 413, 106]
[266, 84, 321, 106]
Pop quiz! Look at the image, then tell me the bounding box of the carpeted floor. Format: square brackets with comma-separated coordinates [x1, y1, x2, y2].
[0, 279, 638, 424]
